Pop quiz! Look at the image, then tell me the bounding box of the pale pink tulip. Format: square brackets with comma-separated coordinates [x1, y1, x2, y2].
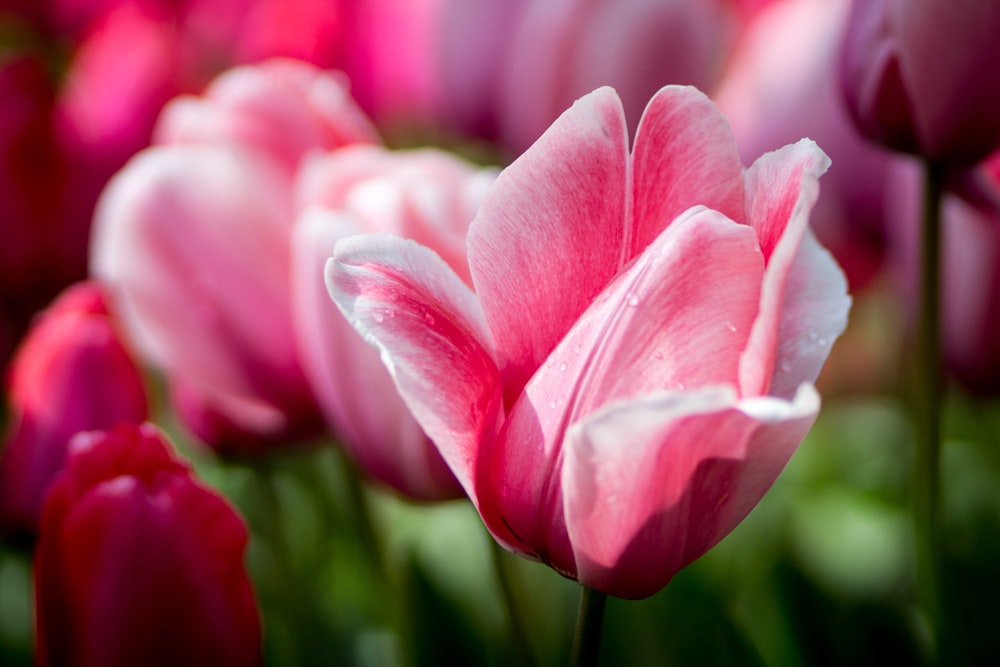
[292, 146, 495, 499]
[91, 145, 321, 454]
[328, 86, 850, 598]
[91, 61, 378, 454]
[155, 58, 379, 172]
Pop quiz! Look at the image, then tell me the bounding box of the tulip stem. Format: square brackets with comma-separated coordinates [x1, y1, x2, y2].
[915, 158, 944, 662]
[569, 586, 607, 667]
[488, 538, 536, 667]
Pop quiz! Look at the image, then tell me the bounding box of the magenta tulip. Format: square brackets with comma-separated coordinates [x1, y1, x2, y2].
[434, 0, 749, 157]
[292, 145, 496, 499]
[0, 282, 147, 542]
[840, 0, 1000, 164]
[328, 86, 850, 598]
[34, 423, 261, 667]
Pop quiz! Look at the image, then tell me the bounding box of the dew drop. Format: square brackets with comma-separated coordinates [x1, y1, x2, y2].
[725, 321, 737, 333]
[373, 312, 385, 323]
[626, 293, 640, 307]
[424, 312, 436, 325]
[817, 336, 829, 346]
[653, 352, 664, 361]
[559, 362, 568, 372]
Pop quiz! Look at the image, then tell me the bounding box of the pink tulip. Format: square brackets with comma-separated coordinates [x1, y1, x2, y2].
[91, 144, 319, 454]
[91, 61, 378, 454]
[840, 0, 1000, 164]
[714, 0, 900, 291]
[328, 86, 850, 598]
[34, 423, 261, 667]
[0, 282, 148, 542]
[154, 58, 380, 172]
[292, 145, 495, 499]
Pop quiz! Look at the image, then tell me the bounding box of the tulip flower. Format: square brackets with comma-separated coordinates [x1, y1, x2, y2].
[34, 423, 261, 667]
[91, 61, 377, 454]
[153, 58, 380, 173]
[292, 145, 496, 499]
[839, 0, 1000, 164]
[0, 282, 148, 542]
[328, 86, 850, 598]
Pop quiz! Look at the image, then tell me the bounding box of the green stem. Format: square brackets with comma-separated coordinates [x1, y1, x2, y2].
[915, 159, 944, 663]
[569, 586, 607, 667]
[488, 538, 536, 667]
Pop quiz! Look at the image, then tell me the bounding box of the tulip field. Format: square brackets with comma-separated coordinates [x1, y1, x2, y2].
[2, 1, 1000, 665]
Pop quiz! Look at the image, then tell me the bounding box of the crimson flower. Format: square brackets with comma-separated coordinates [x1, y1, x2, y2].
[34, 423, 261, 667]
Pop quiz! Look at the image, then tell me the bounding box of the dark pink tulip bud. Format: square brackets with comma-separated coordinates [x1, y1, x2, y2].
[34, 423, 262, 667]
[840, 0, 1000, 164]
[0, 282, 148, 543]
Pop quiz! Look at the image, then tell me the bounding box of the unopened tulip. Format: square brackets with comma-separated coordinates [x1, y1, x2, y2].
[34, 423, 261, 667]
[292, 145, 496, 499]
[329, 86, 850, 598]
[840, 0, 1000, 164]
[0, 282, 147, 542]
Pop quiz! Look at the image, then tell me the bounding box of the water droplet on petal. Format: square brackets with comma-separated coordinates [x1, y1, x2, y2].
[725, 321, 737, 333]
[559, 362, 567, 372]
[373, 312, 385, 323]
[626, 293, 640, 307]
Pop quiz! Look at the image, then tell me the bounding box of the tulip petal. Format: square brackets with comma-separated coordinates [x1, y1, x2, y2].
[327, 234, 501, 500]
[631, 85, 745, 258]
[468, 86, 629, 405]
[563, 383, 819, 599]
[738, 139, 841, 397]
[479, 207, 764, 575]
[91, 144, 305, 411]
[768, 230, 851, 399]
[295, 210, 459, 499]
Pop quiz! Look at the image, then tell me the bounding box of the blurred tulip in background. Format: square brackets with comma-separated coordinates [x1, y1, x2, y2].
[839, 0, 1000, 164]
[34, 423, 261, 667]
[292, 145, 496, 499]
[0, 282, 147, 543]
[90, 60, 377, 455]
